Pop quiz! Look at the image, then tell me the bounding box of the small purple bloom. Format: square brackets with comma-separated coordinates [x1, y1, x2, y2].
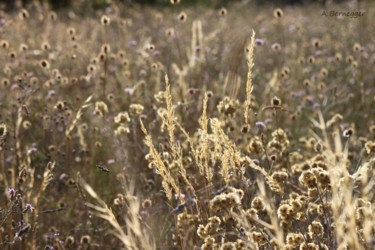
[255, 38, 265, 46]
[124, 87, 135, 95]
[23, 203, 34, 213]
[264, 118, 273, 124]
[255, 121, 266, 129]
[8, 188, 16, 198]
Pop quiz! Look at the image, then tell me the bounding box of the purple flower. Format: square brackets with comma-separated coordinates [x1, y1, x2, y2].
[124, 87, 135, 95]
[255, 121, 266, 129]
[23, 203, 34, 213]
[8, 188, 16, 198]
[255, 38, 265, 46]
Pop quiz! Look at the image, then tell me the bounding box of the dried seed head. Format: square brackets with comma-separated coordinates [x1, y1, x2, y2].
[320, 68, 328, 77]
[101, 44, 111, 54]
[129, 104, 144, 116]
[364, 141, 375, 154]
[49, 12, 57, 21]
[0, 124, 7, 138]
[142, 199, 152, 208]
[1, 78, 10, 87]
[64, 236, 75, 246]
[114, 112, 130, 123]
[165, 28, 175, 37]
[308, 221, 324, 238]
[94, 101, 109, 116]
[346, 55, 354, 64]
[101, 15, 110, 26]
[87, 64, 96, 73]
[271, 43, 281, 51]
[307, 56, 315, 64]
[312, 38, 321, 48]
[19, 43, 28, 52]
[41, 41, 51, 51]
[343, 128, 353, 138]
[241, 124, 250, 134]
[251, 197, 265, 211]
[353, 43, 361, 52]
[67, 27, 76, 36]
[219, 8, 227, 17]
[9, 51, 16, 59]
[40, 60, 50, 69]
[151, 63, 158, 70]
[19, 9, 29, 20]
[0, 40, 9, 49]
[272, 96, 281, 106]
[369, 125, 375, 134]
[335, 53, 342, 62]
[273, 8, 283, 18]
[178, 12, 187, 22]
[147, 44, 155, 51]
[80, 235, 91, 244]
[197, 224, 207, 239]
[170, 0, 180, 4]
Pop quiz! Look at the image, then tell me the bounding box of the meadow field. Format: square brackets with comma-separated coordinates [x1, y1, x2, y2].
[0, 0, 374, 249]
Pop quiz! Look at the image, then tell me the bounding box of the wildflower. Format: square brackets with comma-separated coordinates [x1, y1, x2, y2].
[255, 121, 266, 130]
[255, 38, 265, 46]
[23, 203, 35, 213]
[8, 188, 16, 198]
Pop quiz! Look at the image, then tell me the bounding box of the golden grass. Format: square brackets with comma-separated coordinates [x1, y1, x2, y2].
[0, 1, 374, 249]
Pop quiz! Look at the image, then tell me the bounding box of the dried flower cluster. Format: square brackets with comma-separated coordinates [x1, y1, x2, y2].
[0, 1, 374, 249]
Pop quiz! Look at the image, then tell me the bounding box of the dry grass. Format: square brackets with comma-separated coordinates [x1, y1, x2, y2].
[0, 0, 374, 249]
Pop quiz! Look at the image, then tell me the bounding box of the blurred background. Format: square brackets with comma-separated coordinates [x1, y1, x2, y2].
[0, 0, 371, 11]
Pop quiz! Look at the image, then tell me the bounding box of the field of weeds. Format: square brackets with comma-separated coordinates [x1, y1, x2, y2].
[0, 0, 374, 249]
